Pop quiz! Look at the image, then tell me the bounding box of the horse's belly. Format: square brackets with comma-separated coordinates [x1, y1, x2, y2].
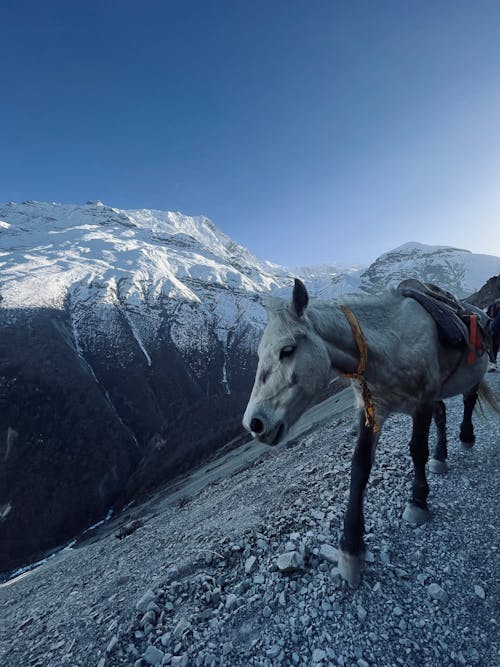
[439, 354, 488, 399]
[355, 383, 438, 418]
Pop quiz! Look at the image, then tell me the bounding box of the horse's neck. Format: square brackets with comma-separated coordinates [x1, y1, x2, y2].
[307, 302, 361, 375]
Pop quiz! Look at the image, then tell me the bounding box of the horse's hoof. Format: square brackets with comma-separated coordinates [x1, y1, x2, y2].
[338, 549, 363, 588]
[428, 458, 448, 474]
[403, 502, 430, 527]
[459, 426, 475, 448]
[459, 436, 475, 449]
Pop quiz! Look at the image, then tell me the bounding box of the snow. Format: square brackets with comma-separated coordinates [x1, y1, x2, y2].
[362, 241, 500, 297]
[0, 200, 498, 372]
[0, 201, 286, 320]
[386, 241, 467, 255]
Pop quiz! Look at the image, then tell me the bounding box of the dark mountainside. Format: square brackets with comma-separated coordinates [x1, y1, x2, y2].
[466, 274, 500, 308]
[1, 201, 281, 574]
[0, 299, 257, 573]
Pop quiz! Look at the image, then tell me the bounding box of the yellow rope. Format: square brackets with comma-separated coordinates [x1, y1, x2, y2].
[340, 305, 380, 433]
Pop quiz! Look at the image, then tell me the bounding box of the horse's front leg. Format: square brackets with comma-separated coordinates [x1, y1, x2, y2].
[459, 384, 479, 446]
[338, 410, 378, 588]
[403, 404, 432, 526]
[428, 400, 448, 474]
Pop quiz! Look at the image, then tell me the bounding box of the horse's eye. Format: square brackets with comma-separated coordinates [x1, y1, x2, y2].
[279, 345, 296, 360]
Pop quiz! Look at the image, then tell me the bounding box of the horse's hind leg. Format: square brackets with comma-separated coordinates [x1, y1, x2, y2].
[403, 404, 432, 526]
[428, 400, 448, 474]
[338, 410, 377, 588]
[459, 385, 479, 447]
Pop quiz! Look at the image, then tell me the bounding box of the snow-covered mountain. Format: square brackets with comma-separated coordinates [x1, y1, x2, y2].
[292, 263, 364, 298]
[0, 200, 286, 345]
[359, 241, 500, 297]
[0, 200, 294, 571]
[1, 201, 499, 573]
[294, 242, 500, 299]
[2, 202, 495, 321]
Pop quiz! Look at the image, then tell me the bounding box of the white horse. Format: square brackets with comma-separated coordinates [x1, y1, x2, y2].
[243, 279, 497, 587]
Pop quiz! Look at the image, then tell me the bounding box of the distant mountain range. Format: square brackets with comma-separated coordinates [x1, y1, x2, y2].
[1, 200, 499, 572]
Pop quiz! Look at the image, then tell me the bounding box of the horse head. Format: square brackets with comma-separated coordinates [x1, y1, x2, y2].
[243, 279, 332, 445]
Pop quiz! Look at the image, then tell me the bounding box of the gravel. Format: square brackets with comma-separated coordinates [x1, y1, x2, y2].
[1, 376, 499, 667]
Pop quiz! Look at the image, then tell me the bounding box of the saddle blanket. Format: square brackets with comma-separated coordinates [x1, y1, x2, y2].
[396, 279, 490, 352]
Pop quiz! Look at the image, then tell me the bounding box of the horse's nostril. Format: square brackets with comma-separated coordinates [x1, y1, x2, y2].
[250, 417, 264, 434]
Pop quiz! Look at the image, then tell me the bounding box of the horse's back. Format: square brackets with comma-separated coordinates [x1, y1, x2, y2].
[359, 291, 487, 409]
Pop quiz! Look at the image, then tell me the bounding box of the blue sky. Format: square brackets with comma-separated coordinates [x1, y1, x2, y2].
[1, 0, 499, 266]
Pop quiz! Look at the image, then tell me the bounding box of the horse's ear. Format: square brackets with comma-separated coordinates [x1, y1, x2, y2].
[292, 278, 308, 318]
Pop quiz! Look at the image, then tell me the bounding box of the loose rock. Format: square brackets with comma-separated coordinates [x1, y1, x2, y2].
[318, 544, 339, 564]
[276, 551, 304, 572]
[142, 645, 165, 666]
[427, 583, 449, 604]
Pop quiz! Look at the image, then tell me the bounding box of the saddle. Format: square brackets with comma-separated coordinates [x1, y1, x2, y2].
[396, 279, 492, 359]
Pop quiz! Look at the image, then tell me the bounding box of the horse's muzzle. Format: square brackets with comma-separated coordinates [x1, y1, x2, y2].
[244, 413, 286, 446]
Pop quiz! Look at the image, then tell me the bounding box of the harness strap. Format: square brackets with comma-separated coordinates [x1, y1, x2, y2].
[467, 314, 481, 365]
[340, 305, 380, 433]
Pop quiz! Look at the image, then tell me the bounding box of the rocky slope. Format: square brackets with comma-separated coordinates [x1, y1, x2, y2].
[1, 374, 498, 667]
[466, 275, 500, 309]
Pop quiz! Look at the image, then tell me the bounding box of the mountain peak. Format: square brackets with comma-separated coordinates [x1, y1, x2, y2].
[386, 241, 469, 255]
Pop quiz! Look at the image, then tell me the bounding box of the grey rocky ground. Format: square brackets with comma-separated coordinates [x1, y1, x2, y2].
[1, 375, 499, 667]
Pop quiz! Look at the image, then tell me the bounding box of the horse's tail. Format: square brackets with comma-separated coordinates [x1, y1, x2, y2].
[477, 380, 500, 415]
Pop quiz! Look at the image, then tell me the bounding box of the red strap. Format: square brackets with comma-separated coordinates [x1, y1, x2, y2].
[467, 315, 480, 364]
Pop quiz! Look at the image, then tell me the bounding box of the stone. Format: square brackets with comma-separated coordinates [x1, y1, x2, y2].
[257, 538, 269, 551]
[276, 551, 304, 572]
[357, 605, 367, 623]
[136, 590, 157, 612]
[106, 636, 119, 653]
[166, 565, 179, 581]
[380, 550, 391, 564]
[172, 619, 191, 639]
[244, 555, 257, 574]
[143, 645, 165, 666]
[474, 585, 485, 599]
[140, 611, 157, 627]
[427, 583, 448, 604]
[266, 645, 281, 658]
[225, 593, 238, 611]
[318, 544, 339, 564]
[312, 648, 326, 662]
